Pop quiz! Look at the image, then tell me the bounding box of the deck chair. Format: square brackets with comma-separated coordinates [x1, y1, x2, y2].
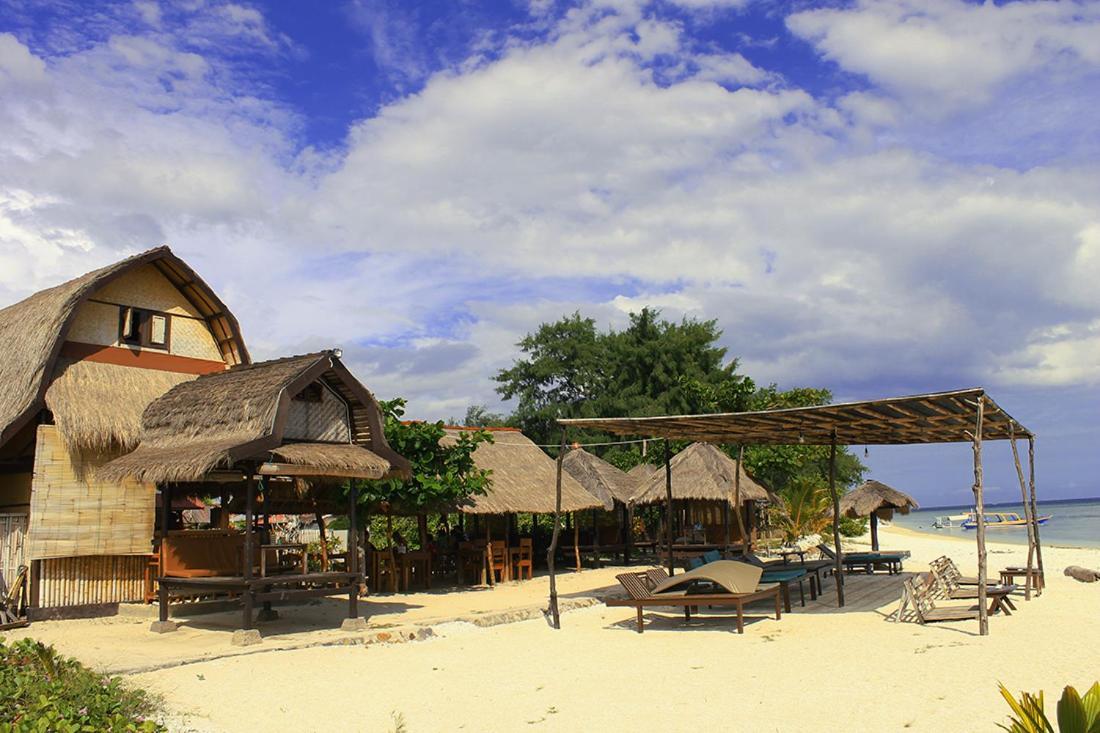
[929, 563, 1017, 613]
[606, 561, 782, 634]
[0, 565, 29, 630]
[818, 543, 905, 574]
[897, 573, 1010, 624]
[744, 552, 822, 603]
[931, 556, 1032, 591]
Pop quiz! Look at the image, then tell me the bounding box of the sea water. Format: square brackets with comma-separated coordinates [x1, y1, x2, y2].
[890, 497, 1100, 549]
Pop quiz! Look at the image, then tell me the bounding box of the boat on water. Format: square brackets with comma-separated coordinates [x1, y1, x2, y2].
[960, 512, 1052, 529]
[932, 513, 969, 528]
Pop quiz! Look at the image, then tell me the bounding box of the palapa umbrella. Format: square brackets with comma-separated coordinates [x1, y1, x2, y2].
[838, 479, 919, 551]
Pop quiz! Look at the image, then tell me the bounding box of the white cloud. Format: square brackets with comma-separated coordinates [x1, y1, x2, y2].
[1, 0, 1099, 423]
[788, 0, 1100, 108]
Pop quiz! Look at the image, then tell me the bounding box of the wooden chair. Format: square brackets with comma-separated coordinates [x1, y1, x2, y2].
[512, 538, 533, 580]
[897, 573, 1012, 624]
[369, 548, 398, 593]
[929, 562, 1017, 612]
[457, 541, 486, 585]
[488, 540, 509, 583]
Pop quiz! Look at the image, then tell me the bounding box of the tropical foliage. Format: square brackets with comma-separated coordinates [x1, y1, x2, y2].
[998, 682, 1100, 733]
[0, 638, 163, 732]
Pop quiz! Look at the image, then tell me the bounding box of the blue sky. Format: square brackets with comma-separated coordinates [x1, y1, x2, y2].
[1, 0, 1099, 505]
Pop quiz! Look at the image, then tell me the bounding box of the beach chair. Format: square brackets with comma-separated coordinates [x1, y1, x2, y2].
[897, 573, 1011, 624]
[817, 543, 905, 574]
[928, 563, 1017, 613]
[606, 561, 782, 634]
[0, 565, 28, 630]
[932, 556, 1042, 594]
[488, 540, 508, 583]
[744, 552, 822, 603]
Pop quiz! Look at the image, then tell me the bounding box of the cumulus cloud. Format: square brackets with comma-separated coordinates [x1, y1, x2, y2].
[1, 0, 1099, 437]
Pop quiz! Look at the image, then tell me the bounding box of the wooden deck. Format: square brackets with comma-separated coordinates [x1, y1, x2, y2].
[799, 571, 913, 618]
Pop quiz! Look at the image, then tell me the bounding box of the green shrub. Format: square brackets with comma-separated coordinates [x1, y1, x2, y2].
[999, 682, 1100, 733]
[0, 638, 163, 732]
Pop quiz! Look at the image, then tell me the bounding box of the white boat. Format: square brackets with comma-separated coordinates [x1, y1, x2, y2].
[932, 513, 969, 528]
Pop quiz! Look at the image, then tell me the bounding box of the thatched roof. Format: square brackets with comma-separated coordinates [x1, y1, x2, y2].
[441, 428, 602, 514]
[839, 480, 919, 518]
[0, 246, 249, 451]
[100, 351, 409, 484]
[267, 442, 391, 479]
[631, 442, 777, 506]
[627, 463, 655, 482]
[562, 448, 635, 510]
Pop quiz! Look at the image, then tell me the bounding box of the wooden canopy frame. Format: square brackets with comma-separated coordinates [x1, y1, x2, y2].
[550, 389, 1043, 636]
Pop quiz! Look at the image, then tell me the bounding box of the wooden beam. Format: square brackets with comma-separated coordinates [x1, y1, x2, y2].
[1009, 429, 1036, 600]
[973, 399, 989, 636]
[1028, 437, 1045, 593]
[732, 445, 749, 551]
[257, 462, 385, 480]
[664, 439, 674, 577]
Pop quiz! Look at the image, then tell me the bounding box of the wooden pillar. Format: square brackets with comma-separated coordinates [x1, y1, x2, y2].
[219, 485, 230, 529]
[1009, 430, 1036, 600]
[315, 502, 329, 572]
[722, 501, 730, 552]
[417, 513, 429, 550]
[733, 445, 749, 553]
[259, 476, 274, 619]
[1028, 437, 1045, 592]
[827, 432, 844, 607]
[347, 480, 360, 619]
[623, 503, 633, 565]
[664, 439, 674, 576]
[972, 398, 989, 636]
[591, 508, 601, 568]
[242, 469, 255, 630]
[158, 483, 172, 624]
[870, 512, 880, 552]
[548, 429, 566, 629]
[485, 519, 494, 587]
[572, 514, 581, 572]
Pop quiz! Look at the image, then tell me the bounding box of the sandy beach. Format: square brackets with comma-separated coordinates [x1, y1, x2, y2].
[7, 526, 1099, 732]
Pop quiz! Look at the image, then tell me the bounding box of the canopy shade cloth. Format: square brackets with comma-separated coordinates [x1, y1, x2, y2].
[558, 389, 1032, 445]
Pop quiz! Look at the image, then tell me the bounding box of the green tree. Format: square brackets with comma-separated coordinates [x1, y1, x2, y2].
[359, 398, 493, 514]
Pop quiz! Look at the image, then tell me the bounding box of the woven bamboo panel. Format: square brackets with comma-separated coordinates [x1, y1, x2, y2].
[284, 383, 351, 443]
[37, 555, 146, 607]
[0, 513, 27, 582]
[26, 426, 155, 560]
[92, 263, 204, 317]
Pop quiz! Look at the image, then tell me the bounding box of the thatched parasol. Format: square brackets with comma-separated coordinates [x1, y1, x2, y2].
[562, 448, 635, 510]
[839, 479, 919, 551]
[631, 442, 777, 506]
[441, 428, 602, 514]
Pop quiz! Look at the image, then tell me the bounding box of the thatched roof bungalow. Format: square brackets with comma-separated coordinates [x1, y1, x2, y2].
[839, 479, 918, 550]
[441, 428, 601, 514]
[562, 448, 635, 511]
[631, 442, 776, 506]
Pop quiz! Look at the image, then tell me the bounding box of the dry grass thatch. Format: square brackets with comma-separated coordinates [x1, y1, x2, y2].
[100, 353, 337, 484]
[562, 448, 634, 510]
[44, 359, 196, 455]
[839, 479, 919, 518]
[631, 442, 776, 506]
[0, 246, 247, 452]
[441, 428, 602, 514]
[270, 442, 390, 479]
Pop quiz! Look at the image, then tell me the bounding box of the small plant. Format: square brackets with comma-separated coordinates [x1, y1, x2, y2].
[0, 638, 163, 732]
[998, 682, 1100, 733]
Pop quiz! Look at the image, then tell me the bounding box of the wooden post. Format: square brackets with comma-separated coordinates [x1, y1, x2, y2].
[347, 480, 359, 619]
[623, 503, 633, 565]
[572, 514, 581, 572]
[548, 429, 565, 629]
[417, 513, 429, 550]
[1028, 437, 1045, 593]
[242, 469, 255, 630]
[664, 439, 674, 576]
[870, 512, 880, 552]
[972, 398, 989, 636]
[314, 502, 329, 572]
[827, 432, 844, 607]
[733, 445, 749, 554]
[722, 502, 730, 553]
[591, 508, 600, 568]
[485, 519, 494, 587]
[158, 484, 172, 624]
[219, 485, 230, 529]
[1009, 429, 1036, 600]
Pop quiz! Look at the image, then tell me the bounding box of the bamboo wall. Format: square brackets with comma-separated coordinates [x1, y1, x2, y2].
[67, 263, 223, 361]
[0, 513, 27, 583]
[36, 555, 146, 607]
[26, 425, 155, 560]
[284, 382, 352, 442]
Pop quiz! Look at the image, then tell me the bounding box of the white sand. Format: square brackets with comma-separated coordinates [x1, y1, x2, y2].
[11, 527, 1100, 732]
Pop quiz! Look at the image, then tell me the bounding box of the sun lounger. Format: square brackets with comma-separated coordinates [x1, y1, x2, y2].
[606, 561, 782, 633]
[744, 551, 826, 600]
[817, 543, 905, 574]
[931, 556, 1041, 593]
[897, 573, 1012, 624]
[689, 554, 807, 610]
[928, 563, 1017, 613]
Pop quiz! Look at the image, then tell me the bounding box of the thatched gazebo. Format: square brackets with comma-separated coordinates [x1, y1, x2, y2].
[562, 448, 636, 564]
[839, 480, 919, 551]
[632, 442, 777, 552]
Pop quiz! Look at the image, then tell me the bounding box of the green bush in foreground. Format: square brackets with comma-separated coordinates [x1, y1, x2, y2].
[0, 637, 163, 732]
[999, 682, 1100, 733]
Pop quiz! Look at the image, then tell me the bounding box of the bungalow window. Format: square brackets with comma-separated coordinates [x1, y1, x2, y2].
[118, 306, 172, 350]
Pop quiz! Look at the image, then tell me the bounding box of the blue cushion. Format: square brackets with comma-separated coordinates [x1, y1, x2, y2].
[703, 550, 722, 564]
[761, 568, 806, 582]
[688, 556, 705, 570]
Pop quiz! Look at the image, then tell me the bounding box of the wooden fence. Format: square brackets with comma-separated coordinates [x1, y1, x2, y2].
[36, 555, 147, 608]
[0, 513, 27, 584]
